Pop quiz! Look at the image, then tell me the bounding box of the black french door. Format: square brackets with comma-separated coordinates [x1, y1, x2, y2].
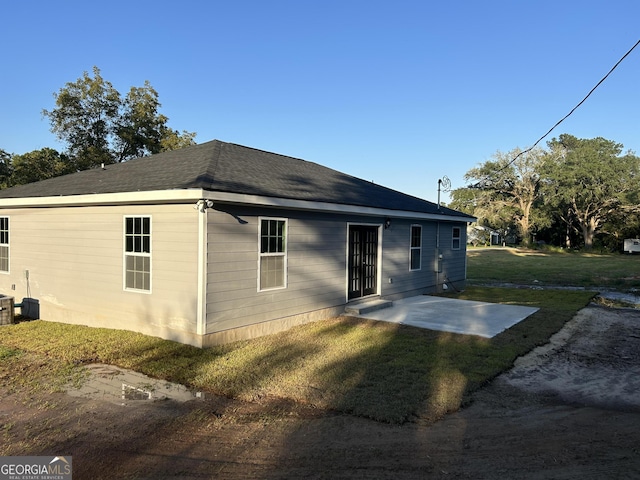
[348, 225, 378, 300]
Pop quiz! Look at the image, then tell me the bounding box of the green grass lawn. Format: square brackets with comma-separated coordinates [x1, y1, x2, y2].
[467, 246, 640, 290]
[3, 248, 622, 424]
[0, 282, 595, 424]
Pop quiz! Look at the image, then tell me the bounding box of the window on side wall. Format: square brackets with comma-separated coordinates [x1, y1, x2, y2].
[452, 226, 461, 250]
[259, 218, 287, 291]
[410, 225, 422, 271]
[124, 216, 151, 292]
[0, 217, 8, 273]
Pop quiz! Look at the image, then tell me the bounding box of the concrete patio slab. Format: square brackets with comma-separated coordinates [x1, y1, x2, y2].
[349, 295, 539, 338]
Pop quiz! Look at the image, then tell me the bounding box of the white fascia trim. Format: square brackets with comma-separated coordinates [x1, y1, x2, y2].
[0, 188, 476, 223]
[0, 189, 206, 208]
[205, 191, 477, 223]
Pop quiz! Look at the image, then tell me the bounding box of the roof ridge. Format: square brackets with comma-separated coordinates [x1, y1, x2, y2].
[222, 140, 317, 165]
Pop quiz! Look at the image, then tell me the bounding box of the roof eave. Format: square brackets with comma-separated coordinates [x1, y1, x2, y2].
[205, 191, 476, 222]
[0, 188, 476, 223]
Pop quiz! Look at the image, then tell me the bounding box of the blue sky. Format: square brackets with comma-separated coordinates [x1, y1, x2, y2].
[2, 0, 639, 203]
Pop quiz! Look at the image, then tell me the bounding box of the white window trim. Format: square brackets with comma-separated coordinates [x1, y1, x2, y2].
[409, 224, 422, 271]
[0, 216, 9, 274]
[258, 216, 288, 292]
[123, 215, 152, 294]
[452, 226, 461, 250]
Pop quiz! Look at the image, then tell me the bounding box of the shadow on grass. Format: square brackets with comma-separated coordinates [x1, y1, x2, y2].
[0, 288, 595, 426]
[0, 287, 600, 479]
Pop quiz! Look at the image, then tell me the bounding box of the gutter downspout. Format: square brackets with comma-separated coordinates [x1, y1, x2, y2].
[436, 221, 441, 293]
[196, 204, 208, 339]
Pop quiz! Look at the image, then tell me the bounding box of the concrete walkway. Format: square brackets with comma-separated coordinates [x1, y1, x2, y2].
[350, 295, 539, 338]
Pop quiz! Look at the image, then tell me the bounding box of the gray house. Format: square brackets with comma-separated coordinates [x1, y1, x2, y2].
[0, 140, 475, 346]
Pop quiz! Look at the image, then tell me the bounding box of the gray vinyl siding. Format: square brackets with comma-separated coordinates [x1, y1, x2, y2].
[438, 222, 468, 284]
[206, 206, 347, 333]
[378, 218, 468, 298]
[205, 205, 470, 334]
[380, 220, 439, 298]
[0, 197, 470, 344]
[0, 204, 200, 338]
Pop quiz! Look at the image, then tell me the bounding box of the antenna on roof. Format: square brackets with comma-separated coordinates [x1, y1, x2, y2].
[437, 176, 451, 209]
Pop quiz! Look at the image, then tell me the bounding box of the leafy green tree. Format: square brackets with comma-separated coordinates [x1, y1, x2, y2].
[460, 147, 548, 245]
[449, 186, 515, 245]
[542, 134, 640, 249]
[160, 129, 198, 152]
[0, 150, 12, 188]
[114, 81, 193, 161]
[598, 205, 640, 251]
[43, 66, 196, 170]
[584, 181, 640, 251]
[11, 148, 75, 186]
[43, 67, 120, 169]
[448, 187, 479, 216]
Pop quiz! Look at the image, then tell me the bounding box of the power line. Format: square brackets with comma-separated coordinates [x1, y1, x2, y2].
[470, 38, 640, 187]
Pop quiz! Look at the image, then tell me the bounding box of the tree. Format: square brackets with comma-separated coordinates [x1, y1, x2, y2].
[448, 186, 480, 217]
[43, 66, 196, 170]
[0, 150, 12, 188]
[43, 67, 120, 169]
[460, 147, 548, 245]
[11, 148, 75, 186]
[598, 204, 640, 251]
[542, 134, 640, 249]
[114, 81, 196, 162]
[160, 129, 198, 152]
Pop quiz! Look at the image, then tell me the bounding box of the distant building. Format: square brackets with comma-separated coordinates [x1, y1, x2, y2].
[467, 225, 501, 246]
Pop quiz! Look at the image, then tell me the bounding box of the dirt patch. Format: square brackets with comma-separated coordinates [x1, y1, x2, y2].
[2, 306, 640, 479]
[499, 306, 640, 411]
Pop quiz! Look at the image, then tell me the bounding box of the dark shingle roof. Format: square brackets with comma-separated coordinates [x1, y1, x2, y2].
[0, 140, 470, 218]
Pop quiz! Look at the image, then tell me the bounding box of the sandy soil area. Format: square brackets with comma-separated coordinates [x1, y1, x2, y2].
[2, 305, 640, 479]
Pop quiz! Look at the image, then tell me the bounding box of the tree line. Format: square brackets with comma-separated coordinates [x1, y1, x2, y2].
[1, 67, 196, 188]
[449, 133, 640, 251]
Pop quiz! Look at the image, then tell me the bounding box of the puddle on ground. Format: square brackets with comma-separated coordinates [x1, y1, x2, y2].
[67, 364, 204, 406]
[598, 291, 640, 307]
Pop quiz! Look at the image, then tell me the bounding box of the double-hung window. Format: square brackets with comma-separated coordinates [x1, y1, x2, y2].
[0, 217, 8, 273]
[124, 216, 151, 292]
[452, 226, 461, 250]
[259, 218, 287, 291]
[410, 225, 422, 271]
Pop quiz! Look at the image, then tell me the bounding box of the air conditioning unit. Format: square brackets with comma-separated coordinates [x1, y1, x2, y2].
[0, 295, 15, 325]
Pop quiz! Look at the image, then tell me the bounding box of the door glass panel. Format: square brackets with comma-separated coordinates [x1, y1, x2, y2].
[348, 226, 378, 299]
